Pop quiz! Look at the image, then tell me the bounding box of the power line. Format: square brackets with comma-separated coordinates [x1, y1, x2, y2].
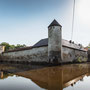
[71, 0, 75, 40]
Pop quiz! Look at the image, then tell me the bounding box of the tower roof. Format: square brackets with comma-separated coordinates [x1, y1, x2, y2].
[48, 19, 62, 28]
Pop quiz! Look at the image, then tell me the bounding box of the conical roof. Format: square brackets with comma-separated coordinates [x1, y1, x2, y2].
[48, 19, 62, 28]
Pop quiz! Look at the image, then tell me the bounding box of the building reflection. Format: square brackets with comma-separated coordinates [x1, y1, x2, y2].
[0, 63, 90, 90]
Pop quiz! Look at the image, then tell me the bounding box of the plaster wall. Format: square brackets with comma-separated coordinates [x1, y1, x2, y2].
[62, 47, 87, 63]
[48, 26, 62, 51]
[48, 26, 62, 63]
[0, 46, 48, 63]
[0, 46, 87, 63]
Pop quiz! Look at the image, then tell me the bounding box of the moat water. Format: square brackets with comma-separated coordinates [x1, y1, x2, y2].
[0, 63, 90, 90]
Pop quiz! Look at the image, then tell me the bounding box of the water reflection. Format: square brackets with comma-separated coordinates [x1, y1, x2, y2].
[0, 63, 90, 90]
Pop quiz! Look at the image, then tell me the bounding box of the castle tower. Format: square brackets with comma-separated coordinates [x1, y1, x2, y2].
[48, 19, 62, 64]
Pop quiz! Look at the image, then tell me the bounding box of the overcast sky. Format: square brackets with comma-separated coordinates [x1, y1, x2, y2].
[0, 0, 90, 46]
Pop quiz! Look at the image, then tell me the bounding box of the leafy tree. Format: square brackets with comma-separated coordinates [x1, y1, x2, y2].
[0, 42, 10, 51]
[15, 44, 26, 49]
[9, 45, 15, 50]
[0, 42, 26, 51]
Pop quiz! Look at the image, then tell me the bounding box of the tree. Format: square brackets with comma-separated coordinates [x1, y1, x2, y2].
[15, 44, 26, 49]
[9, 45, 15, 50]
[0, 42, 10, 51]
[0, 42, 26, 51]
